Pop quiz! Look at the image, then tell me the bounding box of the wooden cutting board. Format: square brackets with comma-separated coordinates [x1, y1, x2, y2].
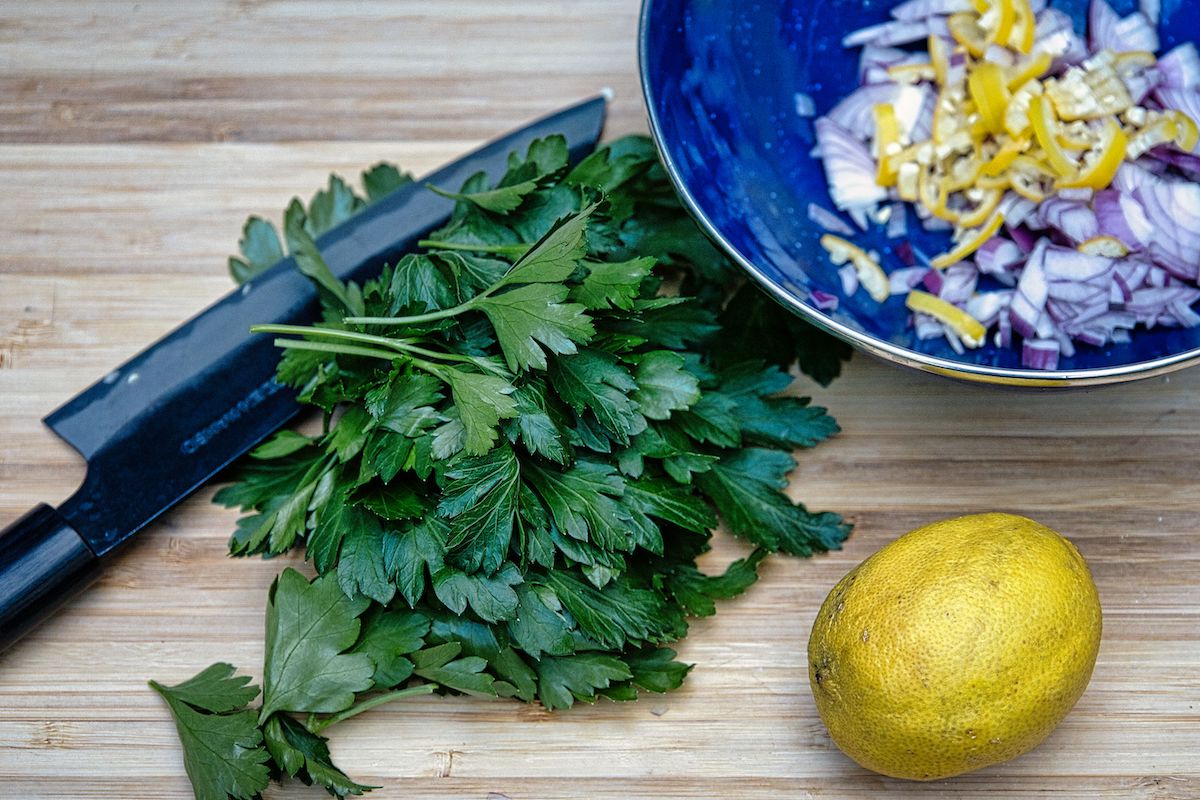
[1, 2, 1197, 798]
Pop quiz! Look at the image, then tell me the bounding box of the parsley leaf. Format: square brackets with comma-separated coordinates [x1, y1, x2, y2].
[362, 162, 413, 202]
[264, 714, 376, 797]
[284, 200, 365, 316]
[571, 257, 656, 310]
[439, 446, 521, 575]
[441, 367, 518, 456]
[474, 284, 594, 372]
[431, 177, 540, 214]
[667, 550, 767, 617]
[495, 205, 595, 288]
[351, 609, 430, 689]
[631, 351, 701, 420]
[229, 216, 284, 284]
[411, 643, 498, 696]
[548, 349, 645, 444]
[698, 449, 851, 556]
[432, 562, 522, 623]
[150, 665, 270, 800]
[259, 569, 375, 720]
[506, 584, 575, 659]
[535, 653, 633, 711]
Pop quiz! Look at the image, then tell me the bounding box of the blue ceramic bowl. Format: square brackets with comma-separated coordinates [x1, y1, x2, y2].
[640, 0, 1200, 386]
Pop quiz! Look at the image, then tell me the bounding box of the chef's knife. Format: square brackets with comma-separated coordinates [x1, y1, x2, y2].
[0, 95, 608, 654]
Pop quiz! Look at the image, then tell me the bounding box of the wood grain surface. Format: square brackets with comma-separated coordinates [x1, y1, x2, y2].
[0, 2, 1197, 799]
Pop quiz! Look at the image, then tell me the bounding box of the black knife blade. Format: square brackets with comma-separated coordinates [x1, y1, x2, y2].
[0, 96, 607, 653]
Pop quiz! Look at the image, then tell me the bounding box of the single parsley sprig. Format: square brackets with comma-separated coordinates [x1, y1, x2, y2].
[154, 134, 852, 799]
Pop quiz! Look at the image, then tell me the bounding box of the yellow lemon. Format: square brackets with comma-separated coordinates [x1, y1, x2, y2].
[808, 513, 1102, 781]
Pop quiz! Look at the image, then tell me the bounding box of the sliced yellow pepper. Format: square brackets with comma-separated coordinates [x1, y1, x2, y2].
[874, 103, 901, 187]
[1058, 119, 1127, 190]
[1007, 52, 1052, 90]
[897, 162, 921, 201]
[948, 12, 989, 58]
[1172, 111, 1199, 152]
[1114, 51, 1157, 70]
[1057, 124, 1096, 149]
[1005, 79, 1043, 137]
[973, 0, 1017, 47]
[919, 169, 961, 222]
[958, 188, 1005, 228]
[1009, 0, 1036, 53]
[1010, 174, 1049, 202]
[906, 290, 988, 347]
[1078, 236, 1130, 257]
[820, 235, 890, 303]
[929, 34, 950, 87]
[981, 135, 1028, 176]
[969, 61, 1011, 134]
[944, 155, 984, 191]
[1029, 94, 1079, 177]
[888, 62, 937, 83]
[976, 172, 1013, 191]
[931, 213, 1006, 269]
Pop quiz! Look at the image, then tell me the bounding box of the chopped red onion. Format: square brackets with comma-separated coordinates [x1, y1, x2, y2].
[1141, 0, 1161, 25]
[1008, 225, 1038, 253]
[843, 19, 931, 48]
[1041, 246, 1114, 282]
[889, 266, 931, 295]
[1094, 190, 1153, 249]
[807, 203, 858, 236]
[811, 290, 841, 311]
[1032, 197, 1100, 244]
[914, 313, 946, 340]
[839, 263, 860, 297]
[1171, 299, 1200, 327]
[815, 118, 889, 211]
[1022, 339, 1061, 370]
[1036, 9, 1089, 65]
[1158, 43, 1200, 90]
[922, 268, 945, 295]
[976, 237, 1024, 277]
[1057, 188, 1094, 203]
[1133, 179, 1200, 276]
[1149, 147, 1200, 179]
[886, 202, 908, 239]
[966, 291, 1010, 326]
[939, 264, 979, 304]
[944, 326, 966, 354]
[998, 308, 1013, 348]
[827, 83, 934, 142]
[997, 192, 1038, 228]
[889, 0, 971, 20]
[1089, 0, 1159, 53]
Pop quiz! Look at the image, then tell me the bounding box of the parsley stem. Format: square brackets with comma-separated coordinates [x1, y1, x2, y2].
[417, 239, 530, 258]
[254, 324, 503, 375]
[344, 305, 469, 327]
[270, 339, 402, 362]
[309, 684, 438, 733]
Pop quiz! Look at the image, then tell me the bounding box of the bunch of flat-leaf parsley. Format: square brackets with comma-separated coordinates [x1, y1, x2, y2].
[152, 135, 853, 798]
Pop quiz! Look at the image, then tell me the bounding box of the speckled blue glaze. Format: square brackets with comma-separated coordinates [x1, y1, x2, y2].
[641, 0, 1200, 384]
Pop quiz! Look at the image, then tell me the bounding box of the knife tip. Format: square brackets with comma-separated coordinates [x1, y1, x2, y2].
[600, 86, 614, 102]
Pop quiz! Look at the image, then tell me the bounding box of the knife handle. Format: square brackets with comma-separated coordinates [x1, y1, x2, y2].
[0, 504, 100, 654]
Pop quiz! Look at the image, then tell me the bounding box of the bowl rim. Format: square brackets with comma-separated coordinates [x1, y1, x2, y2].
[637, 0, 1200, 388]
